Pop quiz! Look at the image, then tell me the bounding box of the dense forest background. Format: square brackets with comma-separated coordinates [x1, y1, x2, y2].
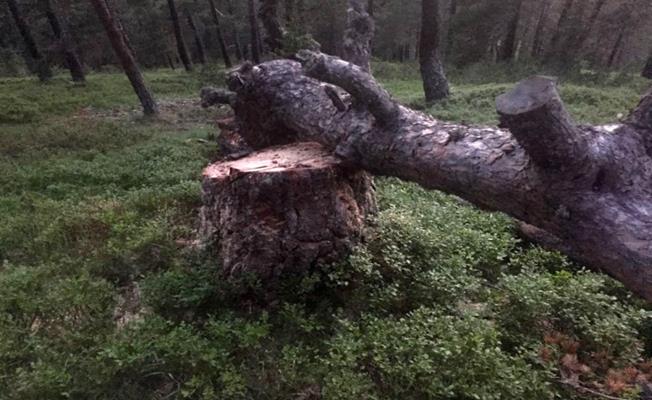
[1, 0, 651, 77]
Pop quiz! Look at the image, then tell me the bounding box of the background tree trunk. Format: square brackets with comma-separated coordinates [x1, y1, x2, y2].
[208, 0, 232, 68]
[167, 0, 193, 72]
[500, 0, 523, 61]
[226, 0, 244, 61]
[185, 9, 207, 64]
[42, 0, 85, 82]
[7, 0, 52, 81]
[259, 0, 285, 53]
[248, 0, 262, 63]
[89, 0, 158, 115]
[342, 0, 374, 72]
[208, 52, 652, 303]
[419, 0, 449, 103]
[644, 55, 652, 79]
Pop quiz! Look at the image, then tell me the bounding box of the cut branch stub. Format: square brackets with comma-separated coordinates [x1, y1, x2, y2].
[497, 76, 589, 171]
[200, 142, 376, 281]
[299, 51, 400, 126]
[200, 87, 236, 108]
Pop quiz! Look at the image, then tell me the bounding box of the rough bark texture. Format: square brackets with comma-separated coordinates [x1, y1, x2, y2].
[226, 0, 244, 61]
[419, 0, 449, 103]
[248, 0, 262, 64]
[43, 0, 85, 82]
[200, 142, 376, 280]
[644, 56, 652, 79]
[208, 0, 232, 68]
[89, 0, 158, 115]
[259, 0, 285, 53]
[167, 0, 193, 72]
[342, 0, 374, 72]
[7, 0, 52, 81]
[186, 9, 207, 64]
[211, 51, 652, 302]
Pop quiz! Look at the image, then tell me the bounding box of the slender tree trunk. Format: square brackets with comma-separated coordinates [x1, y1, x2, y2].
[573, 0, 607, 50]
[207, 52, 652, 302]
[89, 0, 158, 115]
[226, 0, 244, 61]
[185, 9, 207, 64]
[208, 0, 233, 68]
[608, 28, 625, 68]
[531, 0, 550, 58]
[284, 0, 294, 25]
[167, 0, 193, 72]
[419, 0, 449, 103]
[7, 0, 52, 81]
[547, 0, 574, 59]
[342, 0, 374, 72]
[42, 0, 85, 82]
[259, 0, 285, 53]
[248, 0, 262, 63]
[643, 55, 652, 79]
[500, 0, 523, 61]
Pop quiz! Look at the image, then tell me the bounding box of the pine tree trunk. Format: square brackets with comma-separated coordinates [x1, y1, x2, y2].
[226, 0, 244, 61]
[186, 9, 207, 64]
[167, 0, 193, 72]
[203, 52, 652, 302]
[200, 142, 376, 282]
[43, 0, 85, 82]
[342, 0, 374, 72]
[530, 0, 549, 58]
[7, 0, 52, 81]
[208, 0, 233, 68]
[259, 0, 285, 53]
[89, 0, 158, 115]
[643, 56, 652, 79]
[500, 0, 522, 61]
[419, 0, 449, 103]
[248, 0, 262, 63]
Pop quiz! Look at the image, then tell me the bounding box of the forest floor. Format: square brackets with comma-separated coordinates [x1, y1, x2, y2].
[1, 63, 651, 399]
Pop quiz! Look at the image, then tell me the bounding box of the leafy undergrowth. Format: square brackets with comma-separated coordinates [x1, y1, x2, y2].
[1, 65, 651, 399]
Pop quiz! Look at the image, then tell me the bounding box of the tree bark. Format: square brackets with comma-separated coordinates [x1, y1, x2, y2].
[226, 0, 244, 61]
[644, 56, 652, 79]
[500, 0, 523, 61]
[42, 0, 85, 82]
[208, 0, 233, 68]
[185, 9, 207, 64]
[531, 0, 550, 58]
[210, 52, 652, 302]
[259, 0, 285, 53]
[547, 0, 575, 59]
[7, 0, 52, 81]
[167, 0, 193, 72]
[419, 0, 449, 103]
[342, 0, 374, 72]
[89, 0, 158, 115]
[200, 142, 376, 281]
[248, 0, 262, 64]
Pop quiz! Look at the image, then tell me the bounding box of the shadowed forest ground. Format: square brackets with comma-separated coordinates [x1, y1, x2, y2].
[1, 63, 652, 399]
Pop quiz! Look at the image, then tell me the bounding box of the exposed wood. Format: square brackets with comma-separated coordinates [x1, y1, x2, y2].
[215, 52, 652, 302]
[166, 0, 193, 72]
[89, 0, 158, 115]
[419, 0, 449, 102]
[200, 142, 376, 281]
[208, 0, 232, 68]
[42, 0, 85, 82]
[342, 0, 374, 72]
[7, 0, 52, 81]
[185, 9, 207, 64]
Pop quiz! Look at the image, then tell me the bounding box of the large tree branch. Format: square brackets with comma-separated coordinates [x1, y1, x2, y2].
[213, 53, 652, 302]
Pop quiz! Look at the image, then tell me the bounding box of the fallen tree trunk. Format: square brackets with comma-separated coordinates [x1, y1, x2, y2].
[207, 52, 652, 302]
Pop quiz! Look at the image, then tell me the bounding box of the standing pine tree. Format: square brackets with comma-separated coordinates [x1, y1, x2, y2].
[419, 0, 449, 103]
[167, 0, 193, 72]
[7, 0, 52, 81]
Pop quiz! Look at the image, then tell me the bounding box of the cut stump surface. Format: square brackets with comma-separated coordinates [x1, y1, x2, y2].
[200, 142, 376, 281]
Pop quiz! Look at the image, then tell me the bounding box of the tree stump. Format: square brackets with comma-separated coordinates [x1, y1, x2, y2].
[200, 142, 376, 281]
